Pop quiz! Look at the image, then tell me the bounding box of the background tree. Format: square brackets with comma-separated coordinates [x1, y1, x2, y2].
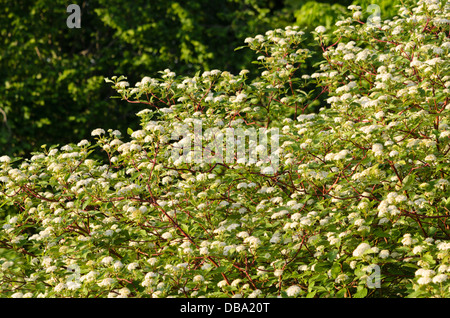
[0, 0, 402, 158]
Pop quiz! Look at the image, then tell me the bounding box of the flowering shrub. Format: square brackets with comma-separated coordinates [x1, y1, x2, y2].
[1, 0, 449, 298]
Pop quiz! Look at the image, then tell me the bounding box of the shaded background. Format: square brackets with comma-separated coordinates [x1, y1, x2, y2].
[0, 0, 402, 158]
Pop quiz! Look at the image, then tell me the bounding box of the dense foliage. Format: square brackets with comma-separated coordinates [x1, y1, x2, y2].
[0, 0, 403, 158]
[1, 0, 449, 298]
[0, 0, 289, 157]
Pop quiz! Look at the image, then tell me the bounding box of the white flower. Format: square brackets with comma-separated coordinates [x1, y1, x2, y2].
[0, 155, 11, 163]
[374, 111, 385, 119]
[237, 231, 249, 239]
[117, 81, 129, 88]
[392, 26, 403, 35]
[80, 271, 98, 282]
[340, 93, 353, 100]
[239, 69, 249, 76]
[217, 280, 228, 288]
[9, 216, 18, 224]
[117, 287, 131, 297]
[193, 275, 204, 283]
[233, 93, 247, 103]
[298, 265, 308, 271]
[61, 144, 73, 152]
[261, 166, 274, 175]
[229, 279, 241, 287]
[315, 26, 326, 33]
[333, 149, 349, 160]
[401, 234, 414, 246]
[248, 289, 262, 298]
[389, 150, 399, 157]
[226, 223, 240, 231]
[91, 128, 105, 136]
[413, 245, 425, 254]
[54, 282, 67, 292]
[353, 11, 363, 19]
[77, 139, 89, 147]
[67, 281, 81, 291]
[98, 278, 115, 287]
[417, 276, 432, 285]
[432, 274, 448, 284]
[343, 53, 355, 61]
[274, 269, 283, 277]
[244, 236, 261, 248]
[127, 262, 139, 271]
[353, 242, 371, 257]
[101, 256, 114, 265]
[328, 236, 340, 245]
[113, 261, 123, 269]
[378, 249, 389, 259]
[425, 57, 442, 66]
[1, 261, 13, 270]
[141, 76, 152, 85]
[395, 194, 407, 203]
[147, 258, 157, 266]
[424, 154, 436, 162]
[372, 143, 383, 156]
[348, 5, 361, 10]
[335, 274, 349, 283]
[270, 233, 281, 244]
[285, 285, 301, 297]
[237, 182, 248, 189]
[437, 242, 450, 251]
[415, 268, 435, 282]
[45, 266, 57, 273]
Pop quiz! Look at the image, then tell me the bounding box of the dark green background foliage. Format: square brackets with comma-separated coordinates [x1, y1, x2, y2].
[0, 0, 401, 158]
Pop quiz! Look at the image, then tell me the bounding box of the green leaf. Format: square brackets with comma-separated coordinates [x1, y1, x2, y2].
[180, 223, 190, 235]
[402, 174, 415, 189]
[335, 287, 347, 298]
[306, 290, 317, 298]
[331, 262, 341, 279]
[82, 197, 92, 210]
[327, 250, 339, 262]
[422, 252, 436, 265]
[354, 286, 368, 298]
[373, 229, 390, 238]
[211, 266, 227, 274]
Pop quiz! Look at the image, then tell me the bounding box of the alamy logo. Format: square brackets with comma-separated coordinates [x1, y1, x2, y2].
[367, 4, 381, 28]
[170, 120, 280, 174]
[366, 264, 381, 288]
[66, 4, 81, 28]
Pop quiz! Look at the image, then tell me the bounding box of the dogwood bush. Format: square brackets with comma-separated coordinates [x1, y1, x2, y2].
[1, 0, 449, 298]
